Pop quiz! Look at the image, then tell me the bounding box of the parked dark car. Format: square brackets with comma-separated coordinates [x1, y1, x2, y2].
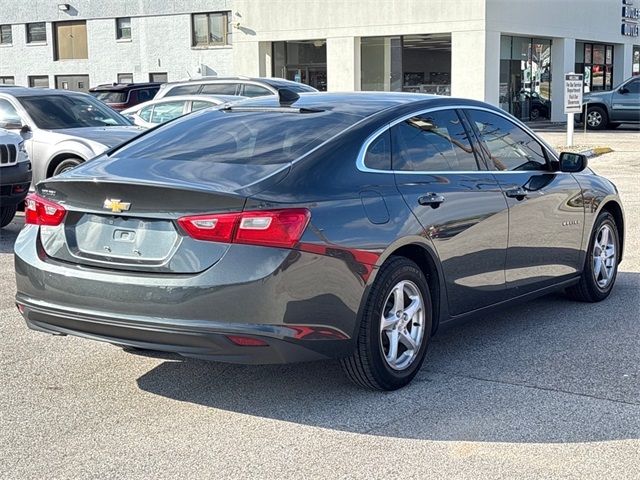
[15, 92, 625, 390]
[154, 76, 316, 99]
[90, 83, 162, 111]
[0, 128, 31, 227]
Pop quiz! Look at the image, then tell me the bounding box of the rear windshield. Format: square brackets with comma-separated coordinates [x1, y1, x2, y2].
[91, 91, 127, 103]
[112, 108, 359, 165]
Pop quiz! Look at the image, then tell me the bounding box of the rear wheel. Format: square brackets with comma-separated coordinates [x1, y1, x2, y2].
[585, 106, 608, 130]
[0, 205, 17, 228]
[52, 157, 82, 177]
[341, 257, 432, 391]
[566, 211, 619, 302]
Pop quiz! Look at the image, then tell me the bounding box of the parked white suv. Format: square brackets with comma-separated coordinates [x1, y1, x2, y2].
[154, 76, 317, 100]
[0, 128, 31, 227]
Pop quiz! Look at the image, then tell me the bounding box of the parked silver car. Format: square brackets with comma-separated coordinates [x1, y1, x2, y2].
[121, 94, 244, 128]
[0, 87, 142, 186]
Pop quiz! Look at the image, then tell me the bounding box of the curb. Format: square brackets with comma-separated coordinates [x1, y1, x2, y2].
[580, 146, 614, 158]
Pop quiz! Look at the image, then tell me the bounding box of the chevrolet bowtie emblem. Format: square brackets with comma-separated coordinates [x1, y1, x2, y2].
[103, 199, 131, 213]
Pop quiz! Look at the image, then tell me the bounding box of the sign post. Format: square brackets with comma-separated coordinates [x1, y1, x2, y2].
[564, 73, 583, 147]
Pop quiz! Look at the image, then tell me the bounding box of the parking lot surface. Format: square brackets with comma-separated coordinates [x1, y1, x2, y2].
[1, 129, 639, 479]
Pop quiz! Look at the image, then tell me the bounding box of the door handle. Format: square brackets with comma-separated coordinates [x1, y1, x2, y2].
[505, 188, 528, 200]
[418, 193, 445, 208]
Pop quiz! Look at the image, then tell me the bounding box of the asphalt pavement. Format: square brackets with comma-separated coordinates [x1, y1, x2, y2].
[1, 129, 638, 479]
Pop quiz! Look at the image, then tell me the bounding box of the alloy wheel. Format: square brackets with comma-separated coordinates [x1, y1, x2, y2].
[379, 280, 425, 371]
[592, 224, 616, 288]
[587, 111, 603, 128]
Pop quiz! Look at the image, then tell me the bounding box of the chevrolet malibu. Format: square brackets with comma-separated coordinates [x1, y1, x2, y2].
[14, 92, 624, 390]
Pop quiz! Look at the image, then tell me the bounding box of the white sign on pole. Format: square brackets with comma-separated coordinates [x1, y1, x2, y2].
[564, 73, 584, 114]
[564, 73, 583, 147]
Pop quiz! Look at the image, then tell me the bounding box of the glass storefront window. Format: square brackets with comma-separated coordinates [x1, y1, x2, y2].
[272, 40, 327, 91]
[360, 34, 451, 95]
[576, 42, 614, 92]
[633, 46, 640, 76]
[499, 35, 552, 121]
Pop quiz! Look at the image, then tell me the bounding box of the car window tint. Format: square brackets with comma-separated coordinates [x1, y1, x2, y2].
[467, 110, 547, 171]
[115, 109, 360, 166]
[139, 105, 152, 122]
[200, 83, 238, 95]
[137, 89, 155, 102]
[243, 84, 272, 97]
[391, 109, 478, 172]
[0, 98, 22, 127]
[149, 101, 185, 124]
[191, 100, 215, 112]
[364, 130, 391, 170]
[165, 84, 200, 96]
[624, 79, 640, 94]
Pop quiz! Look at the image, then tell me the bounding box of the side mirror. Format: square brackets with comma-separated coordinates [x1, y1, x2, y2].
[619, 87, 629, 95]
[559, 152, 588, 173]
[20, 124, 31, 134]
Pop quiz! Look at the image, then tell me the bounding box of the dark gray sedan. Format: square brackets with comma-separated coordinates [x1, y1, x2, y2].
[14, 92, 625, 390]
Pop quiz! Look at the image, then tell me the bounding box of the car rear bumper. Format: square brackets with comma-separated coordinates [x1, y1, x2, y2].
[14, 225, 369, 363]
[0, 161, 31, 205]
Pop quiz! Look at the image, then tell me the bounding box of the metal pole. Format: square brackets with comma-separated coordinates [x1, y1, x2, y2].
[567, 112, 574, 147]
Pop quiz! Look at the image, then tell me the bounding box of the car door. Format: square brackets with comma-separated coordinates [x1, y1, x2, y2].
[391, 108, 510, 315]
[464, 108, 584, 295]
[610, 78, 640, 122]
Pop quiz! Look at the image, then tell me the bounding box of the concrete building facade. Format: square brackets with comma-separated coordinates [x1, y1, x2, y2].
[0, 0, 638, 122]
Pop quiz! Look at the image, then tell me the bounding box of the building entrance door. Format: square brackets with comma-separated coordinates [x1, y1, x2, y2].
[286, 66, 327, 91]
[55, 75, 90, 92]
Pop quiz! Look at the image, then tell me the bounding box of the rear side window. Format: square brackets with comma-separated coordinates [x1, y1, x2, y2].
[150, 101, 186, 123]
[466, 110, 547, 171]
[191, 100, 215, 111]
[139, 105, 152, 122]
[165, 84, 200, 96]
[391, 109, 479, 172]
[200, 83, 238, 95]
[363, 130, 391, 170]
[113, 109, 360, 166]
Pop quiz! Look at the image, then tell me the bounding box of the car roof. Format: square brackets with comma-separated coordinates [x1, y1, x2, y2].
[234, 91, 443, 117]
[0, 87, 90, 98]
[163, 76, 311, 87]
[90, 83, 162, 91]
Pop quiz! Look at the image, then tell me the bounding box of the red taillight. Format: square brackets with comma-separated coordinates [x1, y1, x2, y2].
[177, 209, 310, 249]
[25, 193, 66, 226]
[226, 335, 269, 347]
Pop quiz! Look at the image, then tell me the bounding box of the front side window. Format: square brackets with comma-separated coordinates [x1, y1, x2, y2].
[136, 88, 157, 102]
[192, 12, 229, 47]
[0, 24, 12, 45]
[391, 109, 479, 172]
[0, 99, 22, 127]
[18, 94, 130, 129]
[149, 101, 186, 124]
[116, 17, 131, 40]
[243, 84, 272, 97]
[26, 22, 46, 43]
[138, 105, 153, 122]
[466, 110, 547, 171]
[623, 78, 640, 94]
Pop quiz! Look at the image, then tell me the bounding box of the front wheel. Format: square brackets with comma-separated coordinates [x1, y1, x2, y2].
[566, 211, 619, 302]
[585, 106, 608, 130]
[341, 257, 432, 390]
[52, 157, 82, 177]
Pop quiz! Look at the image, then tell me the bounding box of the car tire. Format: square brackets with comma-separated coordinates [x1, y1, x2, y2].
[0, 205, 17, 228]
[585, 106, 608, 130]
[566, 211, 619, 302]
[52, 157, 82, 177]
[341, 256, 433, 391]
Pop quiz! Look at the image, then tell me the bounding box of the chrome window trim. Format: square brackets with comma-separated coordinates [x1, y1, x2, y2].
[356, 104, 560, 175]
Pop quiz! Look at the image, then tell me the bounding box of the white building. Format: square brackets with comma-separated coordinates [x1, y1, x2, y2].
[0, 0, 638, 122]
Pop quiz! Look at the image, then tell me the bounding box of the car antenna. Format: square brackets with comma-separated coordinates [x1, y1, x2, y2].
[278, 88, 299, 107]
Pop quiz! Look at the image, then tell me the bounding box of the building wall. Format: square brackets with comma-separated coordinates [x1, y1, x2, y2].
[0, 0, 234, 87]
